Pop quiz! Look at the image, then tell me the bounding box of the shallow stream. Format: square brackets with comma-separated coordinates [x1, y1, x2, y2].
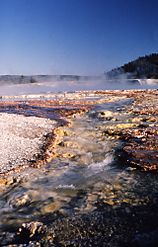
[0, 97, 158, 245]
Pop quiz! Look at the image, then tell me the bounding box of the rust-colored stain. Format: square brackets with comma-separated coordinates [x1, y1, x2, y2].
[0, 89, 157, 183]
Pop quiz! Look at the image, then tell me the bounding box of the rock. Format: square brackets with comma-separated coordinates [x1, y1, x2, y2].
[9, 193, 31, 208]
[17, 221, 44, 238]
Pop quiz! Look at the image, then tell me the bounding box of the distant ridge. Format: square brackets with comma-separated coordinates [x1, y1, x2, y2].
[0, 75, 101, 86]
[106, 53, 158, 79]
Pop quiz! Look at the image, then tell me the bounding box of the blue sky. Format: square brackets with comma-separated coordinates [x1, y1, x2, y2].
[0, 0, 158, 75]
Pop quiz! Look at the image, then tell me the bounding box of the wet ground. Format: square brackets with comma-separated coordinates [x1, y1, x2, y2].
[0, 89, 157, 246]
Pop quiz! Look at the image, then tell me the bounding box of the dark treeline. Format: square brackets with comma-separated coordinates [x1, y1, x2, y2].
[106, 53, 158, 79]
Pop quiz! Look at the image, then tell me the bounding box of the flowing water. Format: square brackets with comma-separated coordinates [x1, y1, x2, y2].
[0, 96, 158, 242]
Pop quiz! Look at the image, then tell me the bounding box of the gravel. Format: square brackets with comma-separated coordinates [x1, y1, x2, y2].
[0, 113, 57, 174]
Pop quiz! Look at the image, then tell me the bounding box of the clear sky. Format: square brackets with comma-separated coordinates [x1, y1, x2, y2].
[0, 0, 158, 75]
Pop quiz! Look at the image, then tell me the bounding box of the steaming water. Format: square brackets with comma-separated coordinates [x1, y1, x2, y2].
[0, 79, 157, 96]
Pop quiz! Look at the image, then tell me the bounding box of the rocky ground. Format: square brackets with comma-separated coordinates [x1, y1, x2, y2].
[99, 90, 158, 171]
